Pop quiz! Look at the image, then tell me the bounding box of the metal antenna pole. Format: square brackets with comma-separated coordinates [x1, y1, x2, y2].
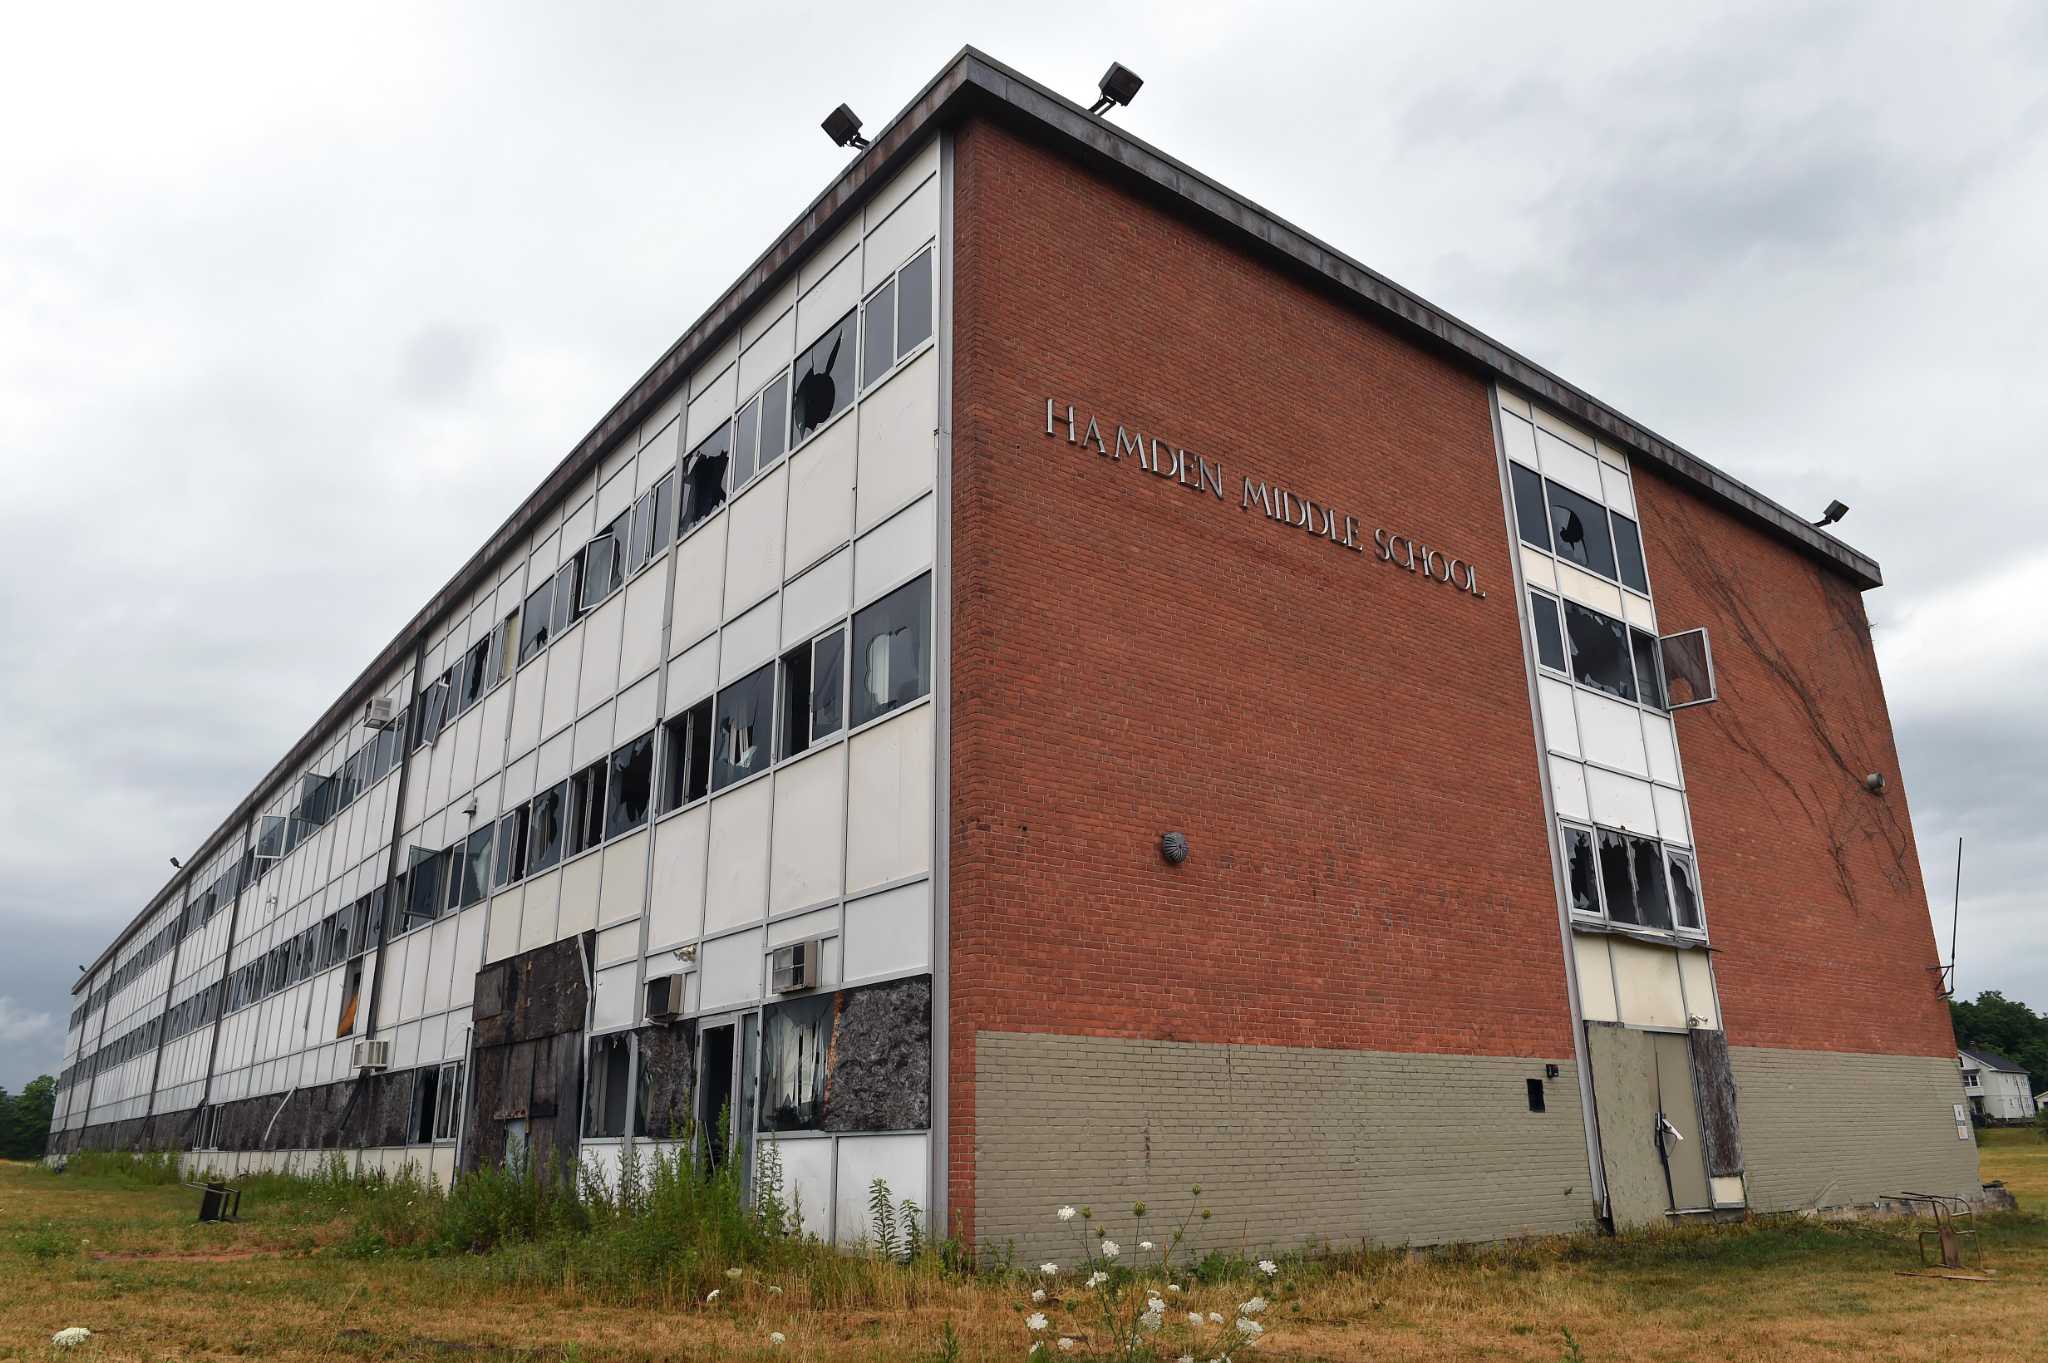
[1948, 836, 1964, 997]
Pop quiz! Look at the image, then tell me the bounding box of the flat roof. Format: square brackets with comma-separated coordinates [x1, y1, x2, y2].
[78, 46, 1881, 992]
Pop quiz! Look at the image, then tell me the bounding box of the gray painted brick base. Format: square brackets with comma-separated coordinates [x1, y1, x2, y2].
[1730, 1047, 1982, 1212]
[974, 1032, 1595, 1261]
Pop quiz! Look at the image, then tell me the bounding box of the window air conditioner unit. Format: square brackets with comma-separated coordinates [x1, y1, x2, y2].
[645, 974, 686, 1021]
[363, 696, 398, 729]
[770, 940, 820, 995]
[351, 1038, 391, 1072]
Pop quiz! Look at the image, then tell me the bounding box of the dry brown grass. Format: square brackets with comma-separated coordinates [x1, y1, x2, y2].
[3, 1143, 2044, 1363]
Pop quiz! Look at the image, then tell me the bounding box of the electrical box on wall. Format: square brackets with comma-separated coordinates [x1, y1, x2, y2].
[770, 940, 820, 994]
[645, 974, 686, 1020]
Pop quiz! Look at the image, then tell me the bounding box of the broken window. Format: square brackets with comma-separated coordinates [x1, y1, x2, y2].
[1512, 463, 1552, 549]
[527, 781, 567, 875]
[432, 1061, 463, 1142]
[550, 552, 583, 635]
[712, 663, 775, 791]
[1546, 480, 1618, 579]
[410, 1064, 440, 1144]
[779, 626, 845, 760]
[791, 311, 856, 443]
[1611, 513, 1649, 593]
[584, 1033, 631, 1139]
[851, 572, 931, 728]
[458, 824, 493, 909]
[582, 509, 630, 611]
[1561, 822, 1599, 916]
[1667, 850, 1704, 932]
[335, 959, 363, 1037]
[1630, 835, 1673, 930]
[1528, 589, 1566, 673]
[760, 977, 932, 1133]
[679, 422, 732, 535]
[458, 636, 490, 712]
[1659, 628, 1718, 708]
[861, 276, 896, 390]
[1590, 825, 1680, 930]
[762, 993, 832, 1130]
[519, 577, 555, 663]
[633, 1023, 695, 1140]
[1619, 632, 1660, 712]
[604, 731, 654, 839]
[568, 759, 609, 857]
[660, 698, 712, 812]
[494, 806, 529, 889]
[1563, 600, 1636, 702]
[1596, 829, 1637, 926]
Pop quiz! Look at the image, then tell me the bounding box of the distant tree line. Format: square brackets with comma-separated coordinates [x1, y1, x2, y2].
[1951, 991, 2048, 1098]
[0, 1076, 56, 1160]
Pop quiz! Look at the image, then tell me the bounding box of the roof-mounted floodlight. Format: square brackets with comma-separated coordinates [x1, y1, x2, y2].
[822, 103, 869, 149]
[1088, 61, 1144, 116]
[1814, 498, 1849, 528]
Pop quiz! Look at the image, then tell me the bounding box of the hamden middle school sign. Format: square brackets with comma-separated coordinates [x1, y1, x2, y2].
[1044, 398, 1486, 600]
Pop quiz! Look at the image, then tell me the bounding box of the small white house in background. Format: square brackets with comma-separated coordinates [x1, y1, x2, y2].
[1959, 1048, 2034, 1121]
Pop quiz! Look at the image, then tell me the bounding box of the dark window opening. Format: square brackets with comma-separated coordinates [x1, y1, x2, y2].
[433, 1062, 463, 1141]
[1611, 513, 1649, 593]
[861, 277, 896, 390]
[584, 1034, 631, 1139]
[494, 806, 529, 889]
[336, 960, 362, 1038]
[527, 781, 567, 875]
[1526, 1078, 1547, 1113]
[458, 637, 490, 712]
[1630, 835, 1673, 930]
[712, 664, 775, 791]
[759, 374, 789, 468]
[1546, 480, 1618, 579]
[1597, 829, 1637, 926]
[791, 311, 856, 443]
[851, 572, 932, 727]
[520, 579, 555, 663]
[550, 552, 583, 635]
[583, 510, 629, 610]
[896, 247, 933, 355]
[568, 759, 608, 858]
[1529, 590, 1566, 673]
[1660, 629, 1717, 708]
[459, 825, 493, 909]
[761, 993, 832, 1131]
[1631, 627, 1665, 710]
[660, 698, 712, 812]
[1562, 823, 1599, 915]
[605, 731, 654, 839]
[1563, 600, 1636, 702]
[404, 848, 446, 931]
[698, 1025, 735, 1168]
[1668, 851, 1703, 931]
[1511, 462, 1551, 552]
[410, 1065, 440, 1145]
[732, 390, 761, 489]
[680, 423, 732, 535]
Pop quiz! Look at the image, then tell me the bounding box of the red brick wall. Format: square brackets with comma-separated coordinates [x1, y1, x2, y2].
[946, 120, 1575, 1231]
[1633, 479, 1956, 1058]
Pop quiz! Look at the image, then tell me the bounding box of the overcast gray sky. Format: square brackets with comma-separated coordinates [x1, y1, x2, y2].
[3, 2, 2044, 1089]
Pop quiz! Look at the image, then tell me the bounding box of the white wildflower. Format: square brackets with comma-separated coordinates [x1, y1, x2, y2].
[1236, 1317, 1265, 1337]
[1187, 1312, 1205, 1327]
[768, 1332, 785, 1345]
[705, 1289, 721, 1303]
[1031, 1287, 1047, 1303]
[1057, 1205, 1077, 1221]
[1139, 1240, 1154, 1251]
[1040, 1261, 1060, 1275]
[1207, 1311, 1225, 1324]
[1167, 1283, 1182, 1293]
[766, 1284, 784, 1294]
[1239, 1295, 1268, 1316]
[1177, 1356, 1195, 1363]
[52, 1329, 92, 1348]
[1085, 1270, 1109, 1289]
[1257, 1258, 1278, 1277]
[1026, 1312, 1049, 1332]
[1057, 1339, 1076, 1353]
[1100, 1239, 1120, 1259]
[725, 1266, 743, 1280]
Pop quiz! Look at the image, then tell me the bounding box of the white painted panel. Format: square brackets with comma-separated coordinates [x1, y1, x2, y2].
[399, 931, 432, 1018]
[1678, 952, 1719, 1027]
[518, 870, 561, 952]
[1578, 692, 1649, 776]
[592, 962, 636, 1030]
[1533, 405, 1594, 452]
[647, 807, 709, 949]
[1499, 411, 1538, 467]
[1600, 464, 1635, 517]
[1622, 591, 1657, 632]
[833, 1134, 928, 1247]
[615, 673, 657, 745]
[691, 333, 740, 397]
[577, 594, 625, 711]
[563, 495, 597, 554]
[391, 1019, 420, 1071]
[559, 850, 604, 937]
[1710, 1175, 1745, 1207]
[1653, 785, 1692, 847]
[724, 464, 787, 618]
[1611, 940, 1687, 1029]
[1641, 712, 1681, 786]
[541, 631, 584, 742]
[667, 636, 718, 714]
[686, 364, 738, 447]
[423, 917, 457, 1015]
[855, 351, 938, 531]
[451, 905, 486, 1003]
[784, 410, 856, 577]
[476, 688, 510, 781]
[595, 919, 640, 968]
[1537, 677, 1580, 758]
[738, 309, 794, 395]
[853, 494, 936, 608]
[743, 275, 799, 349]
[536, 729, 573, 791]
[782, 548, 851, 649]
[598, 465, 636, 525]
[800, 217, 861, 293]
[719, 596, 778, 685]
[1549, 756, 1590, 822]
[864, 174, 936, 282]
[1536, 429, 1605, 502]
[770, 746, 846, 913]
[620, 570, 666, 686]
[1586, 766, 1658, 837]
[845, 706, 933, 894]
[1520, 546, 1556, 592]
[705, 777, 773, 933]
[1553, 561, 1625, 616]
[841, 880, 931, 982]
[697, 927, 765, 1011]
[599, 830, 649, 926]
[1574, 934, 1618, 1023]
[671, 516, 727, 651]
[773, 1137, 834, 1241]
[574, 703, 616, 770]
[796, 243, 861, 351]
